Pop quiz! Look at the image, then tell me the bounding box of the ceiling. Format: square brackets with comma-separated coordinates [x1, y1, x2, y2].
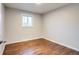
[4, 3, 69, 14]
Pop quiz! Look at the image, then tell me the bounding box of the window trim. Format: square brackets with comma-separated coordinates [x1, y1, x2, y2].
[21, 14, 33, 27]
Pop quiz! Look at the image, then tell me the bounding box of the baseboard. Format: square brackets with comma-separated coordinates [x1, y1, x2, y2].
[6, 37, 79, 52]
[44, 37, 79, 52]
[6, 37, 43, 45]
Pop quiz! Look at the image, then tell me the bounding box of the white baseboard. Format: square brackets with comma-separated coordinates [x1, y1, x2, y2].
[6, 37, 79, 52]
[6, 37, 43, 45]
[0, 43, 6, 55]
[44, 37, 79, 52]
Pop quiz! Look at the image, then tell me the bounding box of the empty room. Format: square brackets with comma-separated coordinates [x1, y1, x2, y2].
[0, 3, 79, 55]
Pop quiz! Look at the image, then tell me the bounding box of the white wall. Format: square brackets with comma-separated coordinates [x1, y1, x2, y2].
[5, 8, 43, 44]
[0, 3, 5, 55]
[0, 4, 5, 40]
[43, 4, 79, 51]
[5, 4, 79, 51]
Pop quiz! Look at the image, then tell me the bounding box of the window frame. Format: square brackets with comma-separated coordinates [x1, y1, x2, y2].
[21, 14, 33, 27]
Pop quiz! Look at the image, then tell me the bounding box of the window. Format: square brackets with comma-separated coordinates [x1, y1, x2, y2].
[22, 15, 32, 27]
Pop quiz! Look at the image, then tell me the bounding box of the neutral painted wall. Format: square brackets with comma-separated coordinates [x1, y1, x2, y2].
[5, 4, 79, 51]
[0, 4, 5, 40]
[0, 3, 5, 55]
[43, 4, 79, 51]
[5, 8, 43, 44]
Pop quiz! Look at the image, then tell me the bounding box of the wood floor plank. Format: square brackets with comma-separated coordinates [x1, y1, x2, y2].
[3, 38, 79, 55]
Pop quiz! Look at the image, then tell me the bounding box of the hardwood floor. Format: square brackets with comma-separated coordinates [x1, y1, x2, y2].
[3, 38, 79, 55]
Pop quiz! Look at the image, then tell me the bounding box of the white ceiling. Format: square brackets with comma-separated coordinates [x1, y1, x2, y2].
[4, 3, 69, 14]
